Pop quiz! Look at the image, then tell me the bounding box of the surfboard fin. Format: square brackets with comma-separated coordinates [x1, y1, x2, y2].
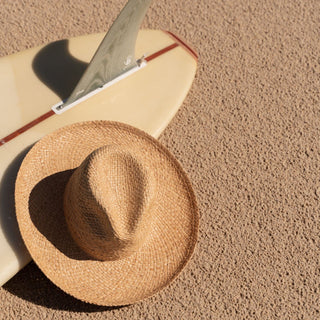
[57, 0, 152, 112]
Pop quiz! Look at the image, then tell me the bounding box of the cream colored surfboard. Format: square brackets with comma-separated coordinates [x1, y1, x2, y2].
[0, 29, 197, 285]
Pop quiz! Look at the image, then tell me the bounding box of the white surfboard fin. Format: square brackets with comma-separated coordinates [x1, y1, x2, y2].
[53, 0, 153, 114]
[52, 57, 147, 114]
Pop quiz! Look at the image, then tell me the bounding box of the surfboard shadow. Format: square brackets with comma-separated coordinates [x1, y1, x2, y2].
[32, 39, 87, 101]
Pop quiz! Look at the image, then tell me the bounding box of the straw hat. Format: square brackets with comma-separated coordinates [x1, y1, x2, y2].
[15, 121, 199, 306]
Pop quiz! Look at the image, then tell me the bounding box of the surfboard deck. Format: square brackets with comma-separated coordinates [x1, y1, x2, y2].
[0, 29, 197, 285]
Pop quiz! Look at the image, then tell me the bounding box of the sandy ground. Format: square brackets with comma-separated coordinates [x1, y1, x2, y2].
[1, 0, 320, 319]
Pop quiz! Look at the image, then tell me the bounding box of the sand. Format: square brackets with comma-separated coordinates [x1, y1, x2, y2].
[1, 0, 320, 319]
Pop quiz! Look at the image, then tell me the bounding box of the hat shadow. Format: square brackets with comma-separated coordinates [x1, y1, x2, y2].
[3, 169, 127, 312]
[0, 146, 33, 268]
[28, 170, 92, 261]
[3, 261, 126, 312]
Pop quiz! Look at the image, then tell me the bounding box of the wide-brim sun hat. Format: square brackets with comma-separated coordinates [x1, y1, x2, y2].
[15, 121, 199, 306]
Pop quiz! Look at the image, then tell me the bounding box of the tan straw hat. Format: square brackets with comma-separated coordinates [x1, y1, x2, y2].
[15, 121, 199, 306]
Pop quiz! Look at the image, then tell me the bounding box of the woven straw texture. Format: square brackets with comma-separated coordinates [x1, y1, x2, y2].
[15, 121, 199, 306]
[64, 145, 156, 262]
[3, 0, 320, 318]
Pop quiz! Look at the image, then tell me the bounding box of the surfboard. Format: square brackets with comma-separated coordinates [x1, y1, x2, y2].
[0, 29, 197, 286]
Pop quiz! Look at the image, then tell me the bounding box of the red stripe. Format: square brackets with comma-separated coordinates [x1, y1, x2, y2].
[0, 36, 193, 147]
[145, 43, 179, 62]
[0, 110, 55, 146]
[165, 31, 198, 61]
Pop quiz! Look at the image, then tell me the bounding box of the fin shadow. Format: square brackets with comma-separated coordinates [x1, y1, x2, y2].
[0, 145, 34, 267]
[32, 39, 88, 101]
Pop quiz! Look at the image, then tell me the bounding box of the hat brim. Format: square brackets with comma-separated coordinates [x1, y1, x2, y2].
[15, 121, 199, 306]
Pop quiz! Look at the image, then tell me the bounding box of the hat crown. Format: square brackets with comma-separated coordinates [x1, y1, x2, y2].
[64, 145, 155, 261]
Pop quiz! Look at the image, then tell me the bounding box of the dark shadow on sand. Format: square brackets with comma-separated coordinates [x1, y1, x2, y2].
[3, 261, 126, 312]
[32, 39, 87, 101]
